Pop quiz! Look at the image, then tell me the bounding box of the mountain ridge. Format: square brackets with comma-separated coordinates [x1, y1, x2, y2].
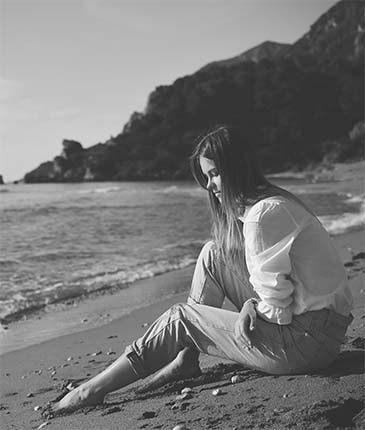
[24, 0, 364, 183]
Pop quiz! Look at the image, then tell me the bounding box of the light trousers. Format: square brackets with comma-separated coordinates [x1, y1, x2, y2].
[125, 241, 352, 377]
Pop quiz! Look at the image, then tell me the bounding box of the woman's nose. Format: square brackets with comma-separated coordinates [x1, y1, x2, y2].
[207, 177, 215, 191]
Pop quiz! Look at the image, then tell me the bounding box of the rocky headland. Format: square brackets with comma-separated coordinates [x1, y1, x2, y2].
[24, 0, 364, 183]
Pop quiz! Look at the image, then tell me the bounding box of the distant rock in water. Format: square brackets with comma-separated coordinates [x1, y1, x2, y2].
[0, 175, 4, 185]
[24, 139, 86, 183]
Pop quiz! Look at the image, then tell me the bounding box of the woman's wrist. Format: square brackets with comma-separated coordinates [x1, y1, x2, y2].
[245, 298, 259, 308]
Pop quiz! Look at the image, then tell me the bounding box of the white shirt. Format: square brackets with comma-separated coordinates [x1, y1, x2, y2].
[240, 196, 353, 325]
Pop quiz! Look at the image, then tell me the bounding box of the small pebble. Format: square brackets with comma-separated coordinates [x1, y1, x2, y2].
[172, 425, 187, 430]
[67, 356, 73, 361]
[231, 375, 241, 384]
[175, 392, 192, 401]
[141, 411, 156, 419]
[37, 423, 49, 429]
[180, 402, 189, 411]
[107, 350, 116, 356]
[283, 393, 289, 398]
[212, 388, 222, 396]
[141, 322, 149, 327]
[91, 351, 102, 356]
[181, 387, 192, 394]
[34, 405, 42, 411]
[51, 371, 56, 376]
[66, 382, 75, 391]
[21, 375, 27, 379]
[26, 393, 34, 398]
[171, 403, 179, 410]
[100, 405, 122, 416]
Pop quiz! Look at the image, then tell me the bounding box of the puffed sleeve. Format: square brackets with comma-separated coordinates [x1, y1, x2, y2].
[243, 200, 302, 325]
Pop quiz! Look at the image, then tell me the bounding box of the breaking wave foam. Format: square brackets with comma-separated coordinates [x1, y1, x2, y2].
[320, 194, 365, 235]
[0, 254, 198, 322]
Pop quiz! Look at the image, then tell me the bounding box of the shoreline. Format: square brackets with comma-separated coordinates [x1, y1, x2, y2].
[1, 160, 363, 330]
[0, 229, 363, 358]
[0, 266, 195, 356]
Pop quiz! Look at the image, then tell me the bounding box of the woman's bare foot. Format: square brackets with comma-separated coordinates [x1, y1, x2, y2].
[50, 383, 105, 415]
[138, 347, 201, 393]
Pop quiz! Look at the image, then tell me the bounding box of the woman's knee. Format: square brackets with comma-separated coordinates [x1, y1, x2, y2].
[167, 302, 188, 319]
[166, 303, 199, 326]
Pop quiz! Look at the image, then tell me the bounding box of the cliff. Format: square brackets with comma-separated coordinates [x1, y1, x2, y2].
[24, 0, 364, 183]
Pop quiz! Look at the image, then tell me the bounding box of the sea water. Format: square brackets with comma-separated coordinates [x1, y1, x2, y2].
[0, 180, 363, 322]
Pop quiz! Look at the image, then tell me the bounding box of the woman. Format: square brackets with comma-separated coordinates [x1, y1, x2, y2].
[52, 125, 353, 413]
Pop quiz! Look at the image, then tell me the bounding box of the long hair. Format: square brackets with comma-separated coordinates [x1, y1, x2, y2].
[189, 124, 311, 268]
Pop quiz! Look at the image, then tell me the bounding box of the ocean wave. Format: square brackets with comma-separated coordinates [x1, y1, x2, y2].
[0, 258, 21, 266]
[162, 185, 204, 196]
[0, 255, 197, 322]
[1, 190, 363, 323]
[79, 186, 121, 194]
[319, 193, 365, 235]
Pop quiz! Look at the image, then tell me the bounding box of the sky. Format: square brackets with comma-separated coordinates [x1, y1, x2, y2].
[1, 0, 339, 182]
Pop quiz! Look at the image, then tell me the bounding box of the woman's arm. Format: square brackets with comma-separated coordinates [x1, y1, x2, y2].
[243, 200, 302, 325]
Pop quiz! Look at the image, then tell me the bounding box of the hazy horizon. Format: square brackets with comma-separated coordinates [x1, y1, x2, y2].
[1, 0, 338, 182]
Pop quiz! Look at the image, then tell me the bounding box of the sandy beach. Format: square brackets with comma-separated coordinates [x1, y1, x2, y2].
[1, 162, 364, 430]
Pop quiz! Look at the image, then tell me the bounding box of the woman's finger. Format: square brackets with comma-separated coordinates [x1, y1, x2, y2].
[249, 311, 256, 331]
[235, 319, 249, 347]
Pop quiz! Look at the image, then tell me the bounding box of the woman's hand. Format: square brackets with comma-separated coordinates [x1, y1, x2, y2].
[234, 300, 257, 349]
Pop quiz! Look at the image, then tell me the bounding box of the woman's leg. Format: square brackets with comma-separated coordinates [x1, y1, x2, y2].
[140, 241, 229, 391]
[124, 303, 287, 380]
[188, 241, 257, 310]
[53, 302, 244, 413]
[52, 242, 239, 411]
[52, 353, 138, 413]
[125, 304, 353, 378]
[52, 304, 352, 413]
[144, 240, 253, 390]
[146, 241, 259, 389]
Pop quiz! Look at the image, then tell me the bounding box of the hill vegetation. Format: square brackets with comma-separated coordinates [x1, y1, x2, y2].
[24, 0, 364, 183]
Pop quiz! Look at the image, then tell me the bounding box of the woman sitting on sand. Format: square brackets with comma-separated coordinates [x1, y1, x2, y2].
[52, 125, 353, 413]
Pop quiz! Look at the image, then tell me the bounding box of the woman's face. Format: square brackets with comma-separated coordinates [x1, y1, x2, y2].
[199, 156, 222, 202]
